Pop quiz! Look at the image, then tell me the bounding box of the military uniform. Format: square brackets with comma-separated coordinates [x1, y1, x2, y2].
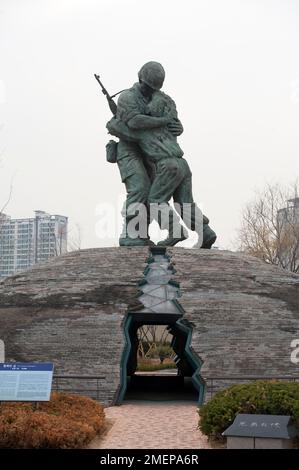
[109, 87, 211, 244]
[115, 84, 153, 245]
[107, 61, 216, 248]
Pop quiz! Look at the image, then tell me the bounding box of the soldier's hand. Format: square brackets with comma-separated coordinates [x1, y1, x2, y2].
[162, 112, 174, 125]
[167, 120, 183, 136]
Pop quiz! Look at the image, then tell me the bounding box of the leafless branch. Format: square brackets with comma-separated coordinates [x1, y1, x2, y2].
[238, 182, 299, 273]
[0, 176, 13, 216]
[67, 223, 82, 252]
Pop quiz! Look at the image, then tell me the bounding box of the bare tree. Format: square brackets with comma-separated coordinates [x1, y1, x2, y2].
[239, 182, 299, 273]
[0, 156, 13, 225]
[0, 177, 13, 216]
[137, 325, 174, 359]
[67, 223, 82, 252]
[0, 122, 13, 221]
[52, 222, 69, 256]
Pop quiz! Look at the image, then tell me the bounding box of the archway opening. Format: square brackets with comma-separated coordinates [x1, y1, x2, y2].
[120, 316, 204, 403]
[135, 324, 176, 374]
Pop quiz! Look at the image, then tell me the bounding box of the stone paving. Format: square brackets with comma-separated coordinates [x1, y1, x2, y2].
[88, 402, 211, 449]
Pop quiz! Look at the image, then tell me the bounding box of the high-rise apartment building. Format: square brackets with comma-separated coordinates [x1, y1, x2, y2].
[276, 197, 299, 272]
[0, 211, 68, 278]
[277, 197, 299, 227]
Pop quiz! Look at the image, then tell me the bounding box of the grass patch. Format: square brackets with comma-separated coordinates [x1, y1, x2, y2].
[137, 360, 177, 372]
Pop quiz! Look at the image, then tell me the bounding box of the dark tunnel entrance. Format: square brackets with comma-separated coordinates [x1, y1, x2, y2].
[117, 314, 205, 404]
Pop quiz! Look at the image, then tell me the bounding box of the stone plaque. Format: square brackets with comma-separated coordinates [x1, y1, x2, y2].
[223, 414, 297, 439]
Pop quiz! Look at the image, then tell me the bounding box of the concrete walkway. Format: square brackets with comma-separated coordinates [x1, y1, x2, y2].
[88, 402, 211, 449]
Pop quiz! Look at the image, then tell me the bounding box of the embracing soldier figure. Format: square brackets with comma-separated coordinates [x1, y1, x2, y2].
[105, 61, 217, 248]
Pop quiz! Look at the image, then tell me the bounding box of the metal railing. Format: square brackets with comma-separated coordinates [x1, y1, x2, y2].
[51, 374, 299, 402]
[203, 376, 299, 401]
[52, 375, 105, 401]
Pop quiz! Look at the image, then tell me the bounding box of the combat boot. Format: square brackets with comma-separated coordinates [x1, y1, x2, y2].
[201, 224, 217, 249]
[188, 210, 216, 249]
[157, 210, 188, 247]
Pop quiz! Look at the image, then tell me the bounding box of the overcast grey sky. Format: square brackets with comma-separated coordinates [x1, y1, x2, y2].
[0, 0, 298, 249]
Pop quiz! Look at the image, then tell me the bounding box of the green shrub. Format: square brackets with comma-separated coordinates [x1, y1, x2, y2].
[198, 381, 299, 438]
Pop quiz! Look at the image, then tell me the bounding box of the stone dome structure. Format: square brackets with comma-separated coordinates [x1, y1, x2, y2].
[0, 247, 298, 405]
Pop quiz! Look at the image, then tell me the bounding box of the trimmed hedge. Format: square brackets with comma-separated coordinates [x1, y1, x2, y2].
[0, 392, 106, 448]
[198, 381, 299, 438]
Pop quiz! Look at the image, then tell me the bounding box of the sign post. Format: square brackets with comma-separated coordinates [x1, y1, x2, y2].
[0, 363, 54, 402]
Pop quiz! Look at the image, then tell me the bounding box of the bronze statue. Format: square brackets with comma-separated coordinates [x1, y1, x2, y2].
[98, 62, 216, 248]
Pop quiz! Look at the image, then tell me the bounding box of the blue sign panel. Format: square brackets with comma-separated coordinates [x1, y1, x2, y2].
[0, 363, 54, 401]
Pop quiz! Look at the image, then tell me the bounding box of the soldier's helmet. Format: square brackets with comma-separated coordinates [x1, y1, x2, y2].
[138, 61, 165, 90]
